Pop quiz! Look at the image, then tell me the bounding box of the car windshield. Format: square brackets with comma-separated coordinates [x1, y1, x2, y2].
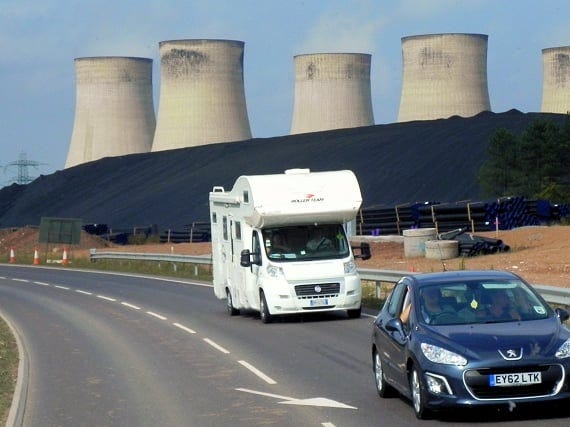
[262, 224, 350, 261]
[417, 279, 551, 325]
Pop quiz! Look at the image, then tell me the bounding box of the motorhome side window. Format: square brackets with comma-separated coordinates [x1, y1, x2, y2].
[262, 224, 350, 261]
[243, 190, 249, 203]
[222, 216, 228, 240]
[234, 221, 242, 240]
[211, 212, 217, 223]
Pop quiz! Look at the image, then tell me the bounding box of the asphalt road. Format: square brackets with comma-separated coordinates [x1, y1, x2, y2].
[0, 265, 568, 426]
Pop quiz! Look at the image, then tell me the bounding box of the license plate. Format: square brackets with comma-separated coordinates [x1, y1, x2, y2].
[309, 298, 328, 307]
[489, 372, 542, 387]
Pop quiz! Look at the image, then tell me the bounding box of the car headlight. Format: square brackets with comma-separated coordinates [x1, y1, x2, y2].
[555, 338, 570, 359]
[266, 264, 284, 278]
[344, 260, 356, 274]
[421, 343, 467, 366]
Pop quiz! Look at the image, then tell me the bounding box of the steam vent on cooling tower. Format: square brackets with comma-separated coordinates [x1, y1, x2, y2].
[65, 57, 156, 168]
[397, 33, 491, 122]
[151, 39, 252, 151]
[290, 53, 374, 134]
[541, 46, 570, 114]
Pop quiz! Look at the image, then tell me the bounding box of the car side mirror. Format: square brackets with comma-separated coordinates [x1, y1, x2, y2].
[386, 317, 404, 333]
[555, 307, 569, 323]
[353, 242, 371, 260]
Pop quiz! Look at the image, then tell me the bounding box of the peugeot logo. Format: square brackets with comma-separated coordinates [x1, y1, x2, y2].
[314, 285, 322, 293]
[498, 348, 523, 360]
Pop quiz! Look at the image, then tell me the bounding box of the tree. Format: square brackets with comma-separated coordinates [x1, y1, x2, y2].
[479, 117, 570, 203]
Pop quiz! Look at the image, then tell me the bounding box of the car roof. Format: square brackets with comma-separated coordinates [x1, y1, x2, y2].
[405, 270, 524, 287]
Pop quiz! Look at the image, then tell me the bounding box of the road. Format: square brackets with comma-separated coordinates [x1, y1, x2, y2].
[0, 265, 568, 426]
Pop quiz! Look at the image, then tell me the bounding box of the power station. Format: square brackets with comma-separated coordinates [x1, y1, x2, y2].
[541, 46, 570, 114]
[151, 39, 252, 152]
[290, 53, 374, 134]
[66, 57, 155, 168]
[397, 33, 491, 122]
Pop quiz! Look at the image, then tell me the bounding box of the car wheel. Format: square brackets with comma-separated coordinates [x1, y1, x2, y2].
[347, 307, 361, 318]
[410, 366, 431, 419]
[260, 291, 272, 324]
[373, 350, 394, 398]
[226, 289, 239, 316]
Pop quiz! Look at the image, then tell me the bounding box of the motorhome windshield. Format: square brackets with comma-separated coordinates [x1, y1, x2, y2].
[262, 224, 350, 261]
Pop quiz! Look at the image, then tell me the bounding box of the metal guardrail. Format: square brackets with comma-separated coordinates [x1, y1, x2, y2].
[89, 250, 569, 308]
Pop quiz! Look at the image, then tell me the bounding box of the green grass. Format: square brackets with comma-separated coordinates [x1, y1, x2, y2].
[0, 315, 17, 426]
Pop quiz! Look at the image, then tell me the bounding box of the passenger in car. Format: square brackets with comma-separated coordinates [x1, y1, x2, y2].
[486, 290, 518, 320]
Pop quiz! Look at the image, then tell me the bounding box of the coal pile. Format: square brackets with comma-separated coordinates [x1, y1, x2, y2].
[0, 110, 567, 232]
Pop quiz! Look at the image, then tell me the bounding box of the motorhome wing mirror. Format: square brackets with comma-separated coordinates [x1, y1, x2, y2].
[240, 249, 252, 267]
[352, 242, 371, 260]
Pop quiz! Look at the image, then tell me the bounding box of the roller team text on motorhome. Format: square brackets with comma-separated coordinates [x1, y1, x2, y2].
[209, 168, 371, 323]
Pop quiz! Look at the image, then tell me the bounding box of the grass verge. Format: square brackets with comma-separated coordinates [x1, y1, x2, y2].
[0, 315, 18, 426]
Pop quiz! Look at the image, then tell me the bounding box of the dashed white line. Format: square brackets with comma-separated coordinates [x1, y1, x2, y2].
[322, 423, 336, 427]
[238, 360, 277, 385]
[13, 279, 29, 283]
[173, 322, 196, 334]
[97, 295, 116, 302]
[76, 290, 92, 295]
[54, 285, 70, 290]
[203, 338, 230, 354]
[121, 302, 141, 310]
[32, 281, 50, 286]
[146, 311, 167, 320]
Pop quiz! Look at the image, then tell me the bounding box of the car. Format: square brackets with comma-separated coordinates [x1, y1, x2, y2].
[371, 270, 570, 419]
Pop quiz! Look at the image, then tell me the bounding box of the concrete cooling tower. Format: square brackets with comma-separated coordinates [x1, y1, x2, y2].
[541, 46, 570, 114]
[151, 39, 252, 151]
[290, 53, 374, 134]
[397, 33, 491, 122]
[66, 57, 155, 168]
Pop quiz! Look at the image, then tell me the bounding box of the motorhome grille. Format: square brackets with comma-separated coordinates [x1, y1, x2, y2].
[295, 283, 340, 298]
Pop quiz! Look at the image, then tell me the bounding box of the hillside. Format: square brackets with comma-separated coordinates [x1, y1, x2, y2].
[0, 110, 566, 231]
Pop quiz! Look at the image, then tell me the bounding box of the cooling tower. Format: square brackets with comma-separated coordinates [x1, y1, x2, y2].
[151, 39, 252, 151]
[290, 53, 374, 134]
[66, 57, 155, 168]
[541, 46, 570, 114]
[397, 33, 491, 122]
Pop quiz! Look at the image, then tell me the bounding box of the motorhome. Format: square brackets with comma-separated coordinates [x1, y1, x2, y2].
[209, 168, 370, 323]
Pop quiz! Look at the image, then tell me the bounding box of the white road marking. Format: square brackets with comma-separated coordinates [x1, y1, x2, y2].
[173, 322, 196, 334]
[121, 302, 141, 310]
[76, 290, 92, 295]
[203, 338, 230, 354]
[97, 295, 116, 302]
[146, 311, 167, 320]
[322, 423, 336, 427]
[238, 360, 277, 385]
[32, 281, 50, 286]
[0, 276, 6, 279]
[236, 388, 357, 409]
[54, 285, 70, 290]
[13, 279, 29, 283]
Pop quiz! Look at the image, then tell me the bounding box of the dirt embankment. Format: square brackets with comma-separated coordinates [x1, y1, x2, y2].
[1, 225, 568, 287]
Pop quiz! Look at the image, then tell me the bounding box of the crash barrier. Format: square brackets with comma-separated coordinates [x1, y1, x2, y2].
[88, 251, 570, 309]
[358, 197, 568, 236]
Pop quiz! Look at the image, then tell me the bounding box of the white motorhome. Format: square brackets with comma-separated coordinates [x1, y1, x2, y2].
[209, 168, 370, 323]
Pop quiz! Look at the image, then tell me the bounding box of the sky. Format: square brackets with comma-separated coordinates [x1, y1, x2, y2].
[0, 0, 568, 181]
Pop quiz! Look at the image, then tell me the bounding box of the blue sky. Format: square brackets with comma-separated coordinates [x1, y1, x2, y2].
[0, 0, 568, 179]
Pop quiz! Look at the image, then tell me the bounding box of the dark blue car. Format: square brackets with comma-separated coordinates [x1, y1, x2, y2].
[371, 270, 570, 419]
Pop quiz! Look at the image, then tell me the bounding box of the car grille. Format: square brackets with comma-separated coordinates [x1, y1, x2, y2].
[294, 282, 340, 299]
[464, 364, 565, 400]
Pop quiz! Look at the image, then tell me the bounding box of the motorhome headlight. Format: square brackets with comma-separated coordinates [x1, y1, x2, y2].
[266, 264, 284, 278]
[344, 260, 357, 274]
[421, 343, 467, 366]
[555, 338, 570, 359]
